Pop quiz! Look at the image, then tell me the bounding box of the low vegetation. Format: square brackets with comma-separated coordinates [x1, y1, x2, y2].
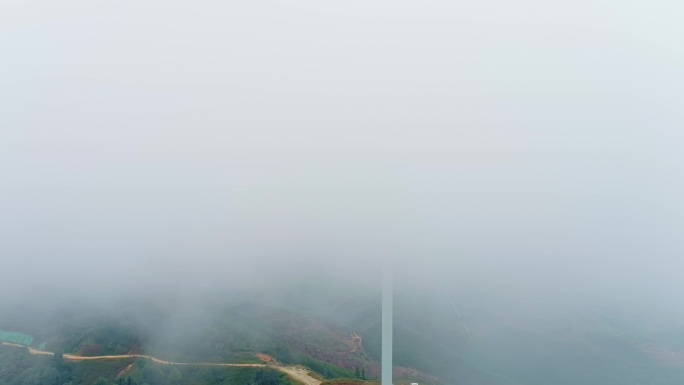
[0, 345, 291, 385]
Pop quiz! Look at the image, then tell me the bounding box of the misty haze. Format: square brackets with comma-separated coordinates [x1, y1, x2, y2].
[1, 1, 683, 385]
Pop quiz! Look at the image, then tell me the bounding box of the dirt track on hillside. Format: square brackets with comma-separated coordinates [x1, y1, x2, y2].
[277, 365, 323, 385]
[1, 342, 321, 385]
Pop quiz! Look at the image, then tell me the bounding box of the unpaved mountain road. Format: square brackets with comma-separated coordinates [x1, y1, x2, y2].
[1, 342, 322, 385]
[277, 365, 323, 385]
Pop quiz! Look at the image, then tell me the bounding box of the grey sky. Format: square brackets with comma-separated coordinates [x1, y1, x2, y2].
[1, 1, 683, 304]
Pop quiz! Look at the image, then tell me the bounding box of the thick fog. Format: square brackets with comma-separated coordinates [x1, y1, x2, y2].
[1, 0, 683, 315]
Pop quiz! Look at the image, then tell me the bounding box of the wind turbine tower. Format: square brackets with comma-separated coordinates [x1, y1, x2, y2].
[382, 262, 393, 385]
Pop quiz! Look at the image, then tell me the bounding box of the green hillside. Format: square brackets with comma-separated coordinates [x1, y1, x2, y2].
[3, 281, 684, 385]
[0, 345, 290, 385]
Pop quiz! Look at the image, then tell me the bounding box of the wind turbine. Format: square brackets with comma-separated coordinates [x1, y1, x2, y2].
[382, 260, 393, 385]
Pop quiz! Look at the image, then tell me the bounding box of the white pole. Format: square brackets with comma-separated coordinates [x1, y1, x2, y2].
[382, 261, 393, 385]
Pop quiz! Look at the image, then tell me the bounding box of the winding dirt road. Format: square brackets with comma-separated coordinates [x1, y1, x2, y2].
[1, 342, 321, 385]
